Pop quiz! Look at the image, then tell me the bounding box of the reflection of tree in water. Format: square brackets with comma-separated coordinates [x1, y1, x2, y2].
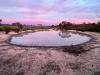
[58, 31, 71, 38]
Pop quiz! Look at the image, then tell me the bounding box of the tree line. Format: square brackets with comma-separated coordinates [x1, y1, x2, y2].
[58, 21, 100, 32]
[0, 19, 53, 34]
[0, 19, 100, 34]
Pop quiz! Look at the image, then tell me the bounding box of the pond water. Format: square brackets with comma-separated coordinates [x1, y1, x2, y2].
[10, 30, 91, 47]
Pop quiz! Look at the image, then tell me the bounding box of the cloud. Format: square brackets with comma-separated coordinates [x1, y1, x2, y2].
[0, 0, 100, 24]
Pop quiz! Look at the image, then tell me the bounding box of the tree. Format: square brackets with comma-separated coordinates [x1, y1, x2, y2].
[12, 22, 23, 30]
[0, 19, 2, 24]
[59, 21, 72, 30]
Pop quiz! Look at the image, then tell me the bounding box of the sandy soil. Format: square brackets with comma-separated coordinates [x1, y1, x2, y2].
[0, 31, 100, 75]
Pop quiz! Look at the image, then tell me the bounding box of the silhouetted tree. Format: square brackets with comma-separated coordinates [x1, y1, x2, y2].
[59, 21, 72, 30]
[12, 22, 23, 30]
[0, 19, 2, 25]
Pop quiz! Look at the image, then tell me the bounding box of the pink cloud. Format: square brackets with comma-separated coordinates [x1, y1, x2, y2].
[3, 18, 98, 25]
[23, 7, 50, 15]
[3, 19, 59, 24]
[59, 18, 98, 24]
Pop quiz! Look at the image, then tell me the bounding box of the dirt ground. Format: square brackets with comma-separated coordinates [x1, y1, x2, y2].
[0, 31, 100, 75]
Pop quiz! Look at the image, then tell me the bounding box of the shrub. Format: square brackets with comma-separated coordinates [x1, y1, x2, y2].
[11, 26, 20, 33]
[3, 26, 11, 34]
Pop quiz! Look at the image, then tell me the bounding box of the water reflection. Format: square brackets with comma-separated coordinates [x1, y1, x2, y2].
[10, 30, 91, 47]
[59, 31, 71, 38]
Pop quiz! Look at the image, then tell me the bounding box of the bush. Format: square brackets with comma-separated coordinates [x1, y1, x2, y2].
[0, 26, 4, 31]
[11, 26, 20, 33]
[3, 26, 11, 34]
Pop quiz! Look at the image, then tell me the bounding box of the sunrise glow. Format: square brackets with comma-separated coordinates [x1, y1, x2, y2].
[0, 0, 100, 24]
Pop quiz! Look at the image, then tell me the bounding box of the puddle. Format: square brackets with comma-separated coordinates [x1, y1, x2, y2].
[10, 30, 91, 47]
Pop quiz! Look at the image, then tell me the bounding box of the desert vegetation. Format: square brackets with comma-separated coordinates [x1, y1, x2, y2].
[0, 19, 100, 34]
[0, 19, 55, 34]
[58, 21, 100, 32]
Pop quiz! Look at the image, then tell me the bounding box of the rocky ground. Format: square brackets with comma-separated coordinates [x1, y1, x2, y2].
[0, 31, 100, 75]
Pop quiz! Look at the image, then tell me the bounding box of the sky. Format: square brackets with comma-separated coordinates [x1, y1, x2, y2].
[0, 0, 100, 25]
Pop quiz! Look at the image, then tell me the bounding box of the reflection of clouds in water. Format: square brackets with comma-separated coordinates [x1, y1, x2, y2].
[10, 30, 91, 47]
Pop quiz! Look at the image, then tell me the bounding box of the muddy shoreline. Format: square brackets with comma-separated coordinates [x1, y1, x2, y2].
[7, 30, 93, 48]
[7, 30, 95, 56]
